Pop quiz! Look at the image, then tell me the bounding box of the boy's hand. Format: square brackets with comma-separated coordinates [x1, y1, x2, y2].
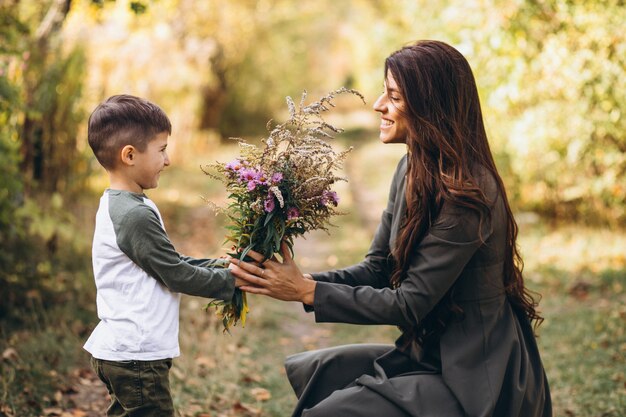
[229, 260, 260, 288]
[227, 243, 315, 305]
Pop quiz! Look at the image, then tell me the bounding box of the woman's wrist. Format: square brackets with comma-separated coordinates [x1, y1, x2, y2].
[300, 278, 316, 305]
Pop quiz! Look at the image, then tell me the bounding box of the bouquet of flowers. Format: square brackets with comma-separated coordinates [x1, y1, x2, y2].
[204, 87, 364, 332]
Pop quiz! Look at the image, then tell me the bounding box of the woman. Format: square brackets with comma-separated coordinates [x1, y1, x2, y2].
[230, 40, 552, 417]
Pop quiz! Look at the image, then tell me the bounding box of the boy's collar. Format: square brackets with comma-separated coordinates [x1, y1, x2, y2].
[106, 188, 147, 198]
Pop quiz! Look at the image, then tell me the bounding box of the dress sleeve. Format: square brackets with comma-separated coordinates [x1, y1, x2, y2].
[311, 202, 492, 327]
[309, 157, 405, 289]
[116, 206, 235, 301]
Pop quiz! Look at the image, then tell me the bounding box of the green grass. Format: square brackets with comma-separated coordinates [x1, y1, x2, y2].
[533, 267, 626, 416]
[0, 297, 95, 416]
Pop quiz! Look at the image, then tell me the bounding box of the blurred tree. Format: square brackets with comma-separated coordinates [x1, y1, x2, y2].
[69, 0, 377, 138]
[192, 0, 335, 136]
[0, 15, 26, 317]
[16, 0, 82, 192]
[8, 0, 623, 227]
[493, 0, 625, 224]
[408, 0, 625, 225]
[0, 0, 146, 319]
[13, 0, 626, 219]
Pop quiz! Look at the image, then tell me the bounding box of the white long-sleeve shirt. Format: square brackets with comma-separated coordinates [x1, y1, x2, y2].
[84, 189, 234, 361]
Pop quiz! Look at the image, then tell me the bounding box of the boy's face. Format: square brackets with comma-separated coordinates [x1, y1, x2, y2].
[132, 132, 170, 191]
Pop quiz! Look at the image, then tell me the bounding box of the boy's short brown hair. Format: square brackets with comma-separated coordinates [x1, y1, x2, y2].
[88, 94, 172, 170]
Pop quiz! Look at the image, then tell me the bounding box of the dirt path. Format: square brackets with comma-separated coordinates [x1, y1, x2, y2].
[55, 368, 109, 417]
[278, 151, 381, 350]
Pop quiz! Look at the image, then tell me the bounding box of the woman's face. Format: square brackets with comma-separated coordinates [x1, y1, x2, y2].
[373, 72, 409, 144]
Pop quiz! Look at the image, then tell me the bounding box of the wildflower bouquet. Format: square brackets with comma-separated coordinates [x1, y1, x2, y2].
[204, 88, 364, 332]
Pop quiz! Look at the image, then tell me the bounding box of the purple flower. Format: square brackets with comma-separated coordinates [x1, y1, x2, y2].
[256, 171, 270, 186]
[225, 159, 243, 171]
[287, 207, 300, 219]
[239, 168, 258, 182]
[264, 196, 276, 212]
[271, 172, 283, 184]
[247, 181, 257, 191]
[321, 190, 340, 207]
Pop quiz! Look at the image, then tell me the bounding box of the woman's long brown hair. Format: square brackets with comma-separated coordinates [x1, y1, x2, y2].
[386, 41, 542, 345]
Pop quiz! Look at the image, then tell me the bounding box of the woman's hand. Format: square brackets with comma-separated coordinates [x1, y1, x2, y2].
[228, 242, 316, 305]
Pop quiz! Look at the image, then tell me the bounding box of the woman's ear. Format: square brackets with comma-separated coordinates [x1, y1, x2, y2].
[120, 145, 136, 166]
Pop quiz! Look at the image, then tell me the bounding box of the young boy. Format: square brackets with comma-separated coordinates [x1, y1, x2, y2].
[84, 94, 238, 416]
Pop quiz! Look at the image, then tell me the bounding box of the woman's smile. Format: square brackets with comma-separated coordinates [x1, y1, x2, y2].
[373, 72, 409, 144]
[380, 118, 394, 128]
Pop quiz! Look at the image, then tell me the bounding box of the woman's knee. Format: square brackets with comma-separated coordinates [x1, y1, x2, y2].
[286, 344, 392, 372]
[285, 344, 393, 401]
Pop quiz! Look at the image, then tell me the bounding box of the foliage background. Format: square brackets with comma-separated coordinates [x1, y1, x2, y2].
[0, 0, 624, 416]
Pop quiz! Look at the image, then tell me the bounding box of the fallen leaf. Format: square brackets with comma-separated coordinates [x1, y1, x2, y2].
[2, 347, 18, 362]
[75, 368, 93, 378]
[78, 377, 93, 386]
[54, 390, 63, 403]
[233, 401, 261, 416]
[241, 373, 262, 383]
[250, 387, 271, 401]
[568, 280, 591, 300]
[0, 404, 16, 416]
[195, 356, 217, 369]
[42, 407, 63, 416]
[238, 346, 252, 355]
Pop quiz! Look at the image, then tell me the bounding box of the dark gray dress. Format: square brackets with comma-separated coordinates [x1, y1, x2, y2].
[286, 155, 552, 417]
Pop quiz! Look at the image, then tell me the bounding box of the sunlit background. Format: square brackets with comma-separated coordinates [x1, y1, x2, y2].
[1, 1, 624, 416]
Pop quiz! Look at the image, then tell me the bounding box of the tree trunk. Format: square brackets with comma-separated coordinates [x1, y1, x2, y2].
[20, 0, 72, 191]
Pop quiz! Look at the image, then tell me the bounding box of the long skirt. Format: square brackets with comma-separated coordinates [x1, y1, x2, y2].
[284, 344, 464, 417]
